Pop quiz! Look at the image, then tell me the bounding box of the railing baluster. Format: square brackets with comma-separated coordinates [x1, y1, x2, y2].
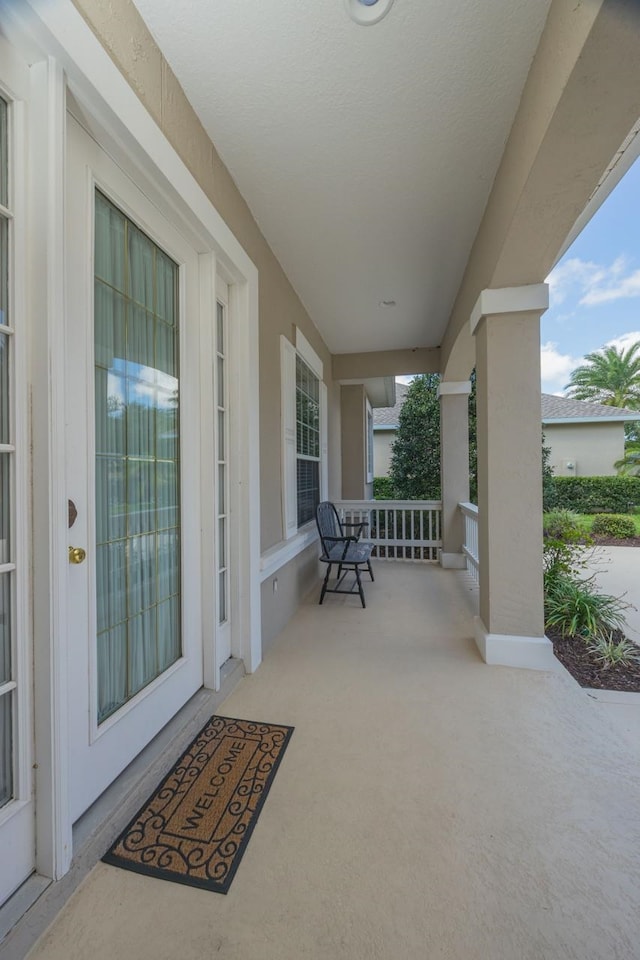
[332, 499, 443, 564]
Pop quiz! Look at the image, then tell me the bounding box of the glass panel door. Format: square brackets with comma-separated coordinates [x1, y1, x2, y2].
[0, 59, 35, 907]
[94, 191, 181, 723]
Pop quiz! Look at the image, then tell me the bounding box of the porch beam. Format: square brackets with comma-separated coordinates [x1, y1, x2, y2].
[332, 346, 440, 382]
[442, 0, 640, 382]
[438, 381, 471, 569]
[472, 285, 555, 669]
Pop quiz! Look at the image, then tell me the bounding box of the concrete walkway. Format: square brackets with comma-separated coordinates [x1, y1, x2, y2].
[21, 564, 640, 960]
[583, 545, 640, 741]
[589, 545, 640, 643]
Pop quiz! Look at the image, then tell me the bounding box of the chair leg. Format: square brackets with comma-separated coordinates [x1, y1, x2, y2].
[337, 564, 343, 580]
[367, 560, 375, 582]
[320, 564, 332, 604]
[355, 565, 366, 608]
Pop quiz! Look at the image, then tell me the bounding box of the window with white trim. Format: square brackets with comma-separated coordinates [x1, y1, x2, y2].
[281, 331, 328, 539]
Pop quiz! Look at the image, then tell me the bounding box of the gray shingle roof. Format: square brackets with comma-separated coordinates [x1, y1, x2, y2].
[541, 393, 639, 421]
[373, 383, 640, 426]
[373, 382, 409, 426]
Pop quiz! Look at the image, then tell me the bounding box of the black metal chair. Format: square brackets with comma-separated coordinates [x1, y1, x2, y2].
[315, 501, 374, 608]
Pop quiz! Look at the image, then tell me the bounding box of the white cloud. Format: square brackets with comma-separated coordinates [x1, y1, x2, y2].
[395, 375, 414, 385]
[581, 269, 640, 305]
[546, 257, 606, 306]
[540, 341, 581, 395]
[546, 255, 640, 308]
[605, 331, 640, 353]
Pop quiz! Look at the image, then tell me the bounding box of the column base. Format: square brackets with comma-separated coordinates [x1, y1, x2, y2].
[474, 617, 556, 670]
[440, 552, 467, 570]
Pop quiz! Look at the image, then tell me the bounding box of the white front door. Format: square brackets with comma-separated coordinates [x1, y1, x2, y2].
[65, 115, 203, 821]
[0, 43, 35, 905]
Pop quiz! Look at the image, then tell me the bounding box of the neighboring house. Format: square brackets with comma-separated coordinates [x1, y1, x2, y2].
[1, 0, 639, 930]
[541, 395, 639, 476]
[373, 382, 409, 477]
[374, 387, 639, 478]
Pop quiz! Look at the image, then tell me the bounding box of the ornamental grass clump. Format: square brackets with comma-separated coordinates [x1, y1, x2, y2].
[544, 576, 627, 640]
[587, 635, 640, 669]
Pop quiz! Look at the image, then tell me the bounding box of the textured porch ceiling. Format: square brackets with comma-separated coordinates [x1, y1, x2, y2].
[132, 0, 552, 356]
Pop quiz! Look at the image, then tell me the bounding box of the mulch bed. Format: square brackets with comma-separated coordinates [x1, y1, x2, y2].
[590, 534, 640, 548]
[548, 626, 640, 692]
[546, 533, 640, 690]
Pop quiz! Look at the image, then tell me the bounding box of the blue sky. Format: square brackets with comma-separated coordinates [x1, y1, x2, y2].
[541, 157, 640, 395]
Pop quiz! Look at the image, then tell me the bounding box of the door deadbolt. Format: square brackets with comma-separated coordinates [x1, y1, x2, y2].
[68, 546, 87, 565]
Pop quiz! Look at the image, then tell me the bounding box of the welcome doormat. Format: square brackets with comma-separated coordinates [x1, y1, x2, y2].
[103, 715, 294, 894]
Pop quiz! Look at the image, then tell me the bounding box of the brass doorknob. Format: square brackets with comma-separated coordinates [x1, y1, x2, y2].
[68, 546, 87, 565]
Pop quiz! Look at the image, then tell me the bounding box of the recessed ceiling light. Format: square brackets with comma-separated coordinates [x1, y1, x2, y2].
[346, 0, 396, 26]
[379, 299, 396, 307]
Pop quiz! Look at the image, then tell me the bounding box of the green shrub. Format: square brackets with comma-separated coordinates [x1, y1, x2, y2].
[587, 635, 640, 668]
[373, 476, 396, 500]
[549, 476, 640, 514]
[543, 510, 591, 588]
[543, 509, 581, 540]
[591, 513, 636, 539]
[544, 576, 627, 640]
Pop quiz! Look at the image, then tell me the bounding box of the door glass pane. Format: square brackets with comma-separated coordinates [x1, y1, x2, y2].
[0, 453, 9, 564]
[0, 332, 9, 445]
[0, 692, 12, 809]
[0, 217, 7, 331]
[0, 574, 10, 683]
[0, 97, 7, 208]
[95, 190, 181, 724]
[218, 572, 226, 624]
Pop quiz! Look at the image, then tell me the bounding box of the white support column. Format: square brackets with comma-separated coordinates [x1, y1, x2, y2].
[471, 284, 555, 670]
[438, 380, 471, 569]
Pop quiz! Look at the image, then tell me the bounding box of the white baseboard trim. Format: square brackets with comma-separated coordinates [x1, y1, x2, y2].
[440, 552, 467, 570]
[474, 616, 556, 670]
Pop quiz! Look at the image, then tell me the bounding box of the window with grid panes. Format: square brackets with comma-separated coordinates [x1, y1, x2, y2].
[296, 354, 320, 526]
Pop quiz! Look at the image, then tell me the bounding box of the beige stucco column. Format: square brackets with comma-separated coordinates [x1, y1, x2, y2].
[438, 381, 471, 569]
[340, 384, 372, 500]
[472, 284, 555, 669]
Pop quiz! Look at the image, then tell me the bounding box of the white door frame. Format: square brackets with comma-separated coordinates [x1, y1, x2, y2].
[0, 33, 35, 906]
[3, 0, 261, 885]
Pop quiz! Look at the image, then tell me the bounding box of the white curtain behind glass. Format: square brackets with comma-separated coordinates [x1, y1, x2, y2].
[94, 191, 181, 724]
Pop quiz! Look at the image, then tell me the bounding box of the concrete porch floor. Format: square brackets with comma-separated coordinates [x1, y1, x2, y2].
[25, 563, 640, 959]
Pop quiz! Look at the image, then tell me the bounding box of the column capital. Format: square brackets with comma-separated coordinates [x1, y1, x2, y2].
[470, 283, 549, 336]
[437, 380, 472, 398]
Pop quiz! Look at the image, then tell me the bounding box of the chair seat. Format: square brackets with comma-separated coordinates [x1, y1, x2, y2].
[323, 542, 373, 564]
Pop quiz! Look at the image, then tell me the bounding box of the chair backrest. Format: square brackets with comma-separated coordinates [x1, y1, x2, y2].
[316, 501, 343, 553]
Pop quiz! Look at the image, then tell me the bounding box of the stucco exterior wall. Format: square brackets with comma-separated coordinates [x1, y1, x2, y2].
[374, 430, 395, 477]
[341, 385, 372, 499]
[71, 0, 341, 555]
[260, 545, 319, 655]
[544, 421, 625, 477]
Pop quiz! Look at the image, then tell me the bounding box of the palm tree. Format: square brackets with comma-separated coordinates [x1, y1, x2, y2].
[565, 341, 640, 409]
[615, 442, 640, 477]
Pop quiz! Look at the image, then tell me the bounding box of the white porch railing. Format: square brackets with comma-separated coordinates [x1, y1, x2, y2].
[334, 500, 442, 562]
[459, 501, 479, 584]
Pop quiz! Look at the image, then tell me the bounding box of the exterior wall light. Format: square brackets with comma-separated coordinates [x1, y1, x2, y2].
[345, 0, 396, 26]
